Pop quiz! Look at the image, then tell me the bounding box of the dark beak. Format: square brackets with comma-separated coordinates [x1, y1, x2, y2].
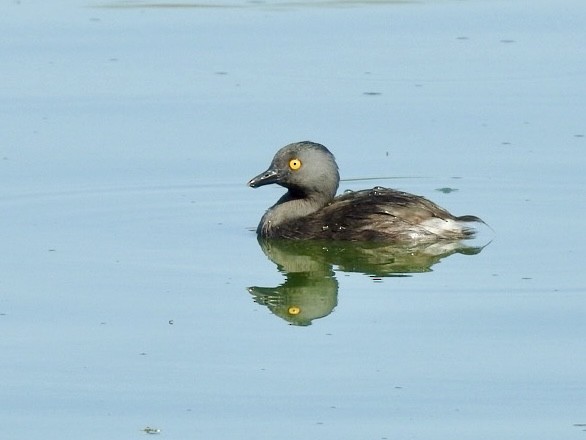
[248, 167, 280, 188]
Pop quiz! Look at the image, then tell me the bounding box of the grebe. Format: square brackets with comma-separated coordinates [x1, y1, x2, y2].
[248, 141, 482, 242]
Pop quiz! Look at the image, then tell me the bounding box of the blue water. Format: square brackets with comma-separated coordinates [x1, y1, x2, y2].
[1, 0, 585, 439]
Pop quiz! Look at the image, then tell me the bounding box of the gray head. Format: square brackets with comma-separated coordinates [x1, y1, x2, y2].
[248, 141, 340, 201]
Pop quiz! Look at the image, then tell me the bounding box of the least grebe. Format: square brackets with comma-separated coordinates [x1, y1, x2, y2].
[248, 141, 483, 242]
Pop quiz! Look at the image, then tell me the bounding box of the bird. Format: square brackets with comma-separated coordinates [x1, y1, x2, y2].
[248, 141, 484, 242]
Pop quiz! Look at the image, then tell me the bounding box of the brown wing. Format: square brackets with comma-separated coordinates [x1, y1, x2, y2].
[316, 188, 456, 241]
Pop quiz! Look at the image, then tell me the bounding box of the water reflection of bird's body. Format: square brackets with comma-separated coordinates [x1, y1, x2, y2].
[248, 141, 484, 242]
[256, 237, 484, 278]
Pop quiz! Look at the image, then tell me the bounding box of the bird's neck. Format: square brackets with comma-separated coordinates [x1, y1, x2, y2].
[259, 190, 333, 236]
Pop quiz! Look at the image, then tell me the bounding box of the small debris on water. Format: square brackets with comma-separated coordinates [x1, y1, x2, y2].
[436, 187, 458, 194]
[142, 426, 161, 434]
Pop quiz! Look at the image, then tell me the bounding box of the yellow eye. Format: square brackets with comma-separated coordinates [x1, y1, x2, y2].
[288, 306, 301, 315]
[289, 158, 302, 170]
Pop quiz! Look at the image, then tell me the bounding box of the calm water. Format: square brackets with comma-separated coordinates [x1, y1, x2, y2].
[2, 0, 586, 439]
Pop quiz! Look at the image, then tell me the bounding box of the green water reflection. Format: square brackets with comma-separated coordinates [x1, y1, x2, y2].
[248, 238, 485, 325]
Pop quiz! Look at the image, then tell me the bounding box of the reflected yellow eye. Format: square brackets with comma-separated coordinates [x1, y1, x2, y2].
[288, 306, 301, 315]
[289, 158, 302, 170]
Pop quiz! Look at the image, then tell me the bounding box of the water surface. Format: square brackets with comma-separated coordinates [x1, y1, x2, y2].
[1, 0, 586, 439]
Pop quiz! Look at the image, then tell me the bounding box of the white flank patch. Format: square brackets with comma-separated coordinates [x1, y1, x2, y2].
[419, 217, 469, 236]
